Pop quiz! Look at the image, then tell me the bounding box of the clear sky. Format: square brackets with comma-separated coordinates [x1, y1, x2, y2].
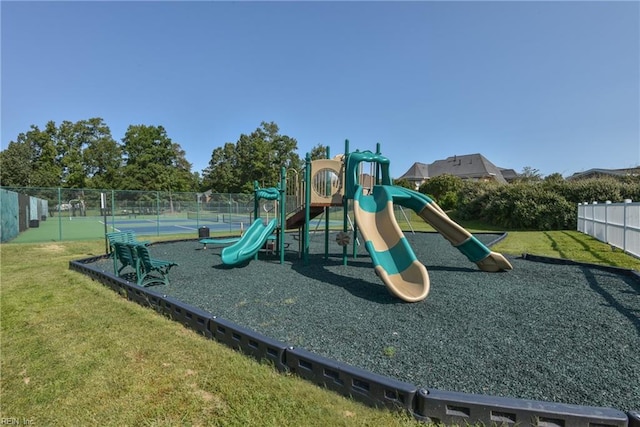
[2, 1, 639, 179]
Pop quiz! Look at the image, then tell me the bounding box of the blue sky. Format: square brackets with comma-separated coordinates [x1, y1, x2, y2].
[2, 1, 639, 179]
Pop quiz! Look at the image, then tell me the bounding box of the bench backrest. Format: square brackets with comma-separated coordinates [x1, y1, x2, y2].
[112, 241, 138, 268]
[106, 231, 138, 245]
[134, 245, 155, 270]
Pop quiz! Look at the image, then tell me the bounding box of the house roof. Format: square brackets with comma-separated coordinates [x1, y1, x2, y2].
[398, 162, 429, 180]
[567, 167, 640, 181]
[499, 168, 519, 181]
[400, 154, 508, 184]
[430, 154, 506, 182]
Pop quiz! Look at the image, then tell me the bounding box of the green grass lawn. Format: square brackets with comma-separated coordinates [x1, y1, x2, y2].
[1, 228, 638, 425]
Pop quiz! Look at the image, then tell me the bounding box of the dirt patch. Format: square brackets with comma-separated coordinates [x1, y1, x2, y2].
[36, 244, 65, 253]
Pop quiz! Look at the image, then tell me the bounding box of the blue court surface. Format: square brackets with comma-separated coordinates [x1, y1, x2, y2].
[101, 216, 343, 236]
[103, 218, 245, 236]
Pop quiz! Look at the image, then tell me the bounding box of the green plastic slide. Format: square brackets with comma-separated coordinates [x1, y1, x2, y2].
[221, 219, 278, 266]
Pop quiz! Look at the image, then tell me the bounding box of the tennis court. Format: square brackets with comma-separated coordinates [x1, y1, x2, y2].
[9, 214, 245, 243]
[9, 212, 348, 243]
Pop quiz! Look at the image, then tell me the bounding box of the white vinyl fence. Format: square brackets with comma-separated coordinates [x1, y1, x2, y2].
[577, 200, 640, 259]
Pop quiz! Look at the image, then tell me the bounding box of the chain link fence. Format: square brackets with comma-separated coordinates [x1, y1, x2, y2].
[1, 186, 418, 244]
[1, 187, 260, 243]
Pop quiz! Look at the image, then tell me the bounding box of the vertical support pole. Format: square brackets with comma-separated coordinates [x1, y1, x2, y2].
[254, 181, 260, 224]
[343, 139, 350, 266]
[101, 193, 108, 254]
[196, 193, 200, 229]
[623, 200, 629, 253]
[156, 191, 160, 236]
[324, 146, 330, 260]
[375, 142, 381, 184]
[111, 190, 115, 232]
[604, 200, 610, 245]
[304, 153, 311, 266]
[57, 187, 62, 241]
[254, 181, 260, 261]
[280, 167, 286, 265]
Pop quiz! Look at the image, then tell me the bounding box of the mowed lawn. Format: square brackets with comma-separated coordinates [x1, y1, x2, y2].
[1, 230, 638, 425]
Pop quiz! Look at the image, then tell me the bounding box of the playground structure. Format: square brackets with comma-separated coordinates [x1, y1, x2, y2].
[219, 140, 512, 302]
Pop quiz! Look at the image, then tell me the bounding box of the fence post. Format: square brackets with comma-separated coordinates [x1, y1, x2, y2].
[57, 187, 62, 241]
[156, 191, 160, 236]
[605, 200, 611, 244]
[623, 199, 631, 253]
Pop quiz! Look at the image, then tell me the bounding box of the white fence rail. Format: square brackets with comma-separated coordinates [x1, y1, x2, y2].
[577, 200, 640, 259]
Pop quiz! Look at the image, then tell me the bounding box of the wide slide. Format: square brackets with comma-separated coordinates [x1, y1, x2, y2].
[221, 219, 277, 266]
[353, 185, 430, 302]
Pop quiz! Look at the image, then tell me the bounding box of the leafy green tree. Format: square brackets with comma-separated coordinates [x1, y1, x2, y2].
[514, 166, 543, 183]
[418, 174, 464, 210]
[309, 144, 329, 160]
[120, 125, 195, 193]
[544, 172, 564, 183]
[201, 142, 240, 192]
[392, 178, 414, 190]
[0, 123, 61, 187]
[0, 140, 32, 186]
[202, 122, 301, 193]
[54, 118, 121, 189]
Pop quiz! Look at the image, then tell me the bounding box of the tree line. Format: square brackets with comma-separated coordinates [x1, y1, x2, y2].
[3, 117, 638, 231]
[0, 118, 326, 193]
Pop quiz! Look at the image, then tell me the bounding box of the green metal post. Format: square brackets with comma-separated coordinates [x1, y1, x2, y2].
[254, 181, 260, 261]
[343, 139, 349, 265]
[196, 193, 200, 229]
[156, 192, 160, 236]
[57, 187, 62, 241]
[324, 146, 330, 260]
[304, 153, 311, 265]
[254, 181, 260, 224]
[111, 191, 115, 232]
[280, 167, 286, 264]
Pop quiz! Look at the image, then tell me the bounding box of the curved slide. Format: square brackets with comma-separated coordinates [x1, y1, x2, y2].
[354, 185, 512, 302]
[221, 218, 277, 266]
[354, 185, 430, 302]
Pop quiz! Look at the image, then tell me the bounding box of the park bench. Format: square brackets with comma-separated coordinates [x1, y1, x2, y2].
[134, 244, 178, 287]
[106, 231, 151, 253]
[111, 241, 139, 276]
[111, 242, 178, 287]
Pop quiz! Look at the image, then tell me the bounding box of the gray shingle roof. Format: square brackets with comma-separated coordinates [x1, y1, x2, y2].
[398, 162, 429, 180]
[399, 154, 508, 183]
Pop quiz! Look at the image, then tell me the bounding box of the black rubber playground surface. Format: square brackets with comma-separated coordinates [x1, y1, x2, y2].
[89, 232, 640, 413]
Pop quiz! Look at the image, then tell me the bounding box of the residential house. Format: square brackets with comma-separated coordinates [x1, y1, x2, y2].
[398, 153, 516, 189]
[566, 167, 639, 181]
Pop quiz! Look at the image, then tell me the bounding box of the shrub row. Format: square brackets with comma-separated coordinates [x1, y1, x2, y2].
[417, 175, 638, 230]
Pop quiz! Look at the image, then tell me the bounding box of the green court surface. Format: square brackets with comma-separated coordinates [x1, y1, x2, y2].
[85, 232, 640, 413]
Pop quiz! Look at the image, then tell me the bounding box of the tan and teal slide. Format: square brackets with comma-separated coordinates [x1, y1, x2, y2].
[354, 185, 512, 302]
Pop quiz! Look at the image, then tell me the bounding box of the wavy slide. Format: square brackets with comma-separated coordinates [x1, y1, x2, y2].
[354, 185, 512, 302]
[221, 218, 277, 266]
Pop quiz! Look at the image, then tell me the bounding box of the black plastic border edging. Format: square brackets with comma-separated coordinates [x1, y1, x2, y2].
[69, 254, 638, 426]
[285, 346, 417, 412]
[211, 316, 288, 372]
[414, 388, 628, 427]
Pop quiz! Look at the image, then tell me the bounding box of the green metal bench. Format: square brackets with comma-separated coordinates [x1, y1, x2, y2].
[133, 244, 178, 287]
[111, 241, 139, 276]
[106, 231, 151, 251]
